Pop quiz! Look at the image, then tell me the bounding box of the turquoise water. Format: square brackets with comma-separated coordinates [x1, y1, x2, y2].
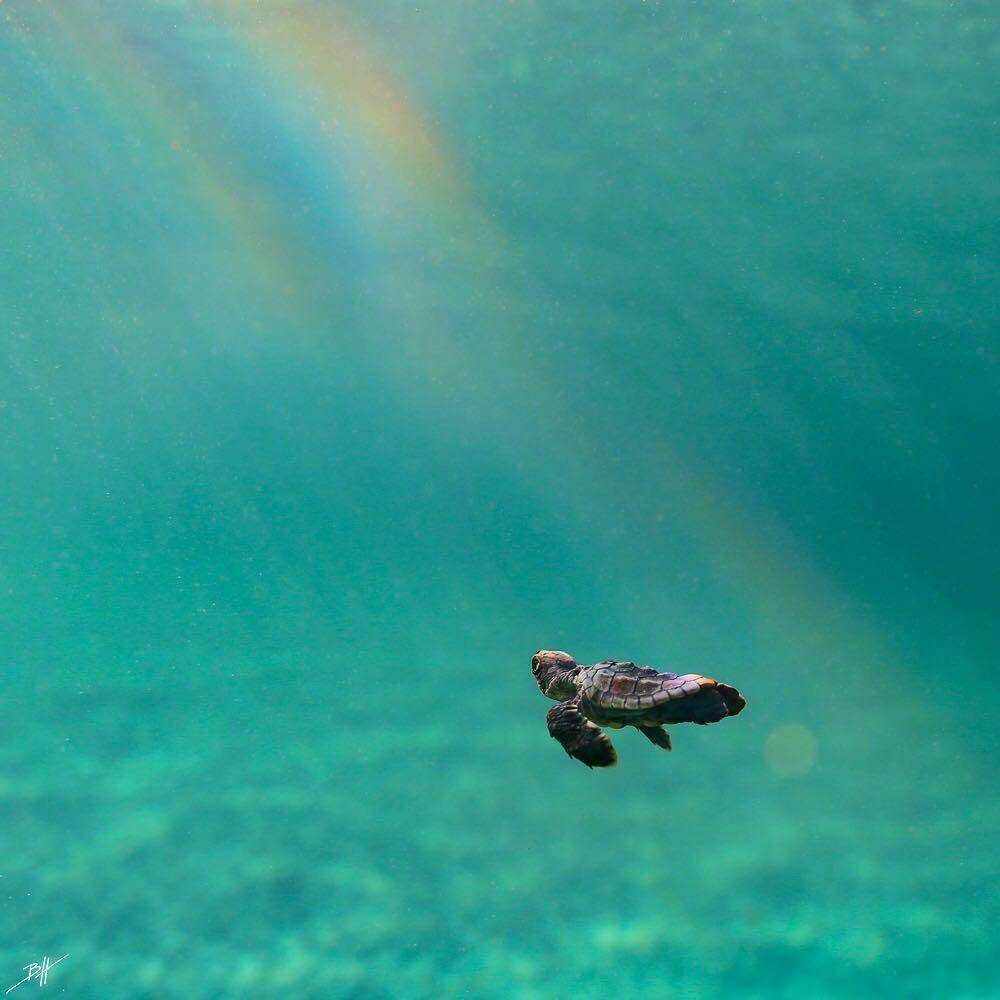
[2, 1, 997, 996]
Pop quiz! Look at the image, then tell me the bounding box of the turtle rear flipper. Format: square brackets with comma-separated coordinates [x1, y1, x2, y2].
[546, 700, 617, 768]
[638, 725, 672, 751]
[680, 680, 747, 724]
[666, 683, 738, 725]
[715, 682, 746, 716]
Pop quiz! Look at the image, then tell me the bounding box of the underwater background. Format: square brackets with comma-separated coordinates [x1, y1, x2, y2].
[1, 1, 997, 996]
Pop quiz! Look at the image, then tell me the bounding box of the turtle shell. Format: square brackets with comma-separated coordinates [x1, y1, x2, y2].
[578, 660, 745, 728]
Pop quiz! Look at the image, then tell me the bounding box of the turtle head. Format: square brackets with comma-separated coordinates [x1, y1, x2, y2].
[531, 650, 580, 701]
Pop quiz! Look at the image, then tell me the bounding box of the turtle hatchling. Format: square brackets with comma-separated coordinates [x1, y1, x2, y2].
[532, 650, 746, 767]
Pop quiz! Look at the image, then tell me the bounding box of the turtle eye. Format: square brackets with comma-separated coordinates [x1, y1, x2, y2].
[531, 654, 540, 673]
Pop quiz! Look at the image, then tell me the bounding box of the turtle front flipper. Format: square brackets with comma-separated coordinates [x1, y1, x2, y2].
[638, 725, 672, 751]
[546, 700, 618, 768]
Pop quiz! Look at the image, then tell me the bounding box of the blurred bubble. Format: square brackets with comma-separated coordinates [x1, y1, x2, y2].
[763, 723, 818, 778]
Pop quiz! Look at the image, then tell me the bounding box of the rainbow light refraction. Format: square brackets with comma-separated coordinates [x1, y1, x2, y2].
[14, 1, 916, 738]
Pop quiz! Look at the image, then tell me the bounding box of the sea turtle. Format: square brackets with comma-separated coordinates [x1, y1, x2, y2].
[532, 650, 746, 768]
